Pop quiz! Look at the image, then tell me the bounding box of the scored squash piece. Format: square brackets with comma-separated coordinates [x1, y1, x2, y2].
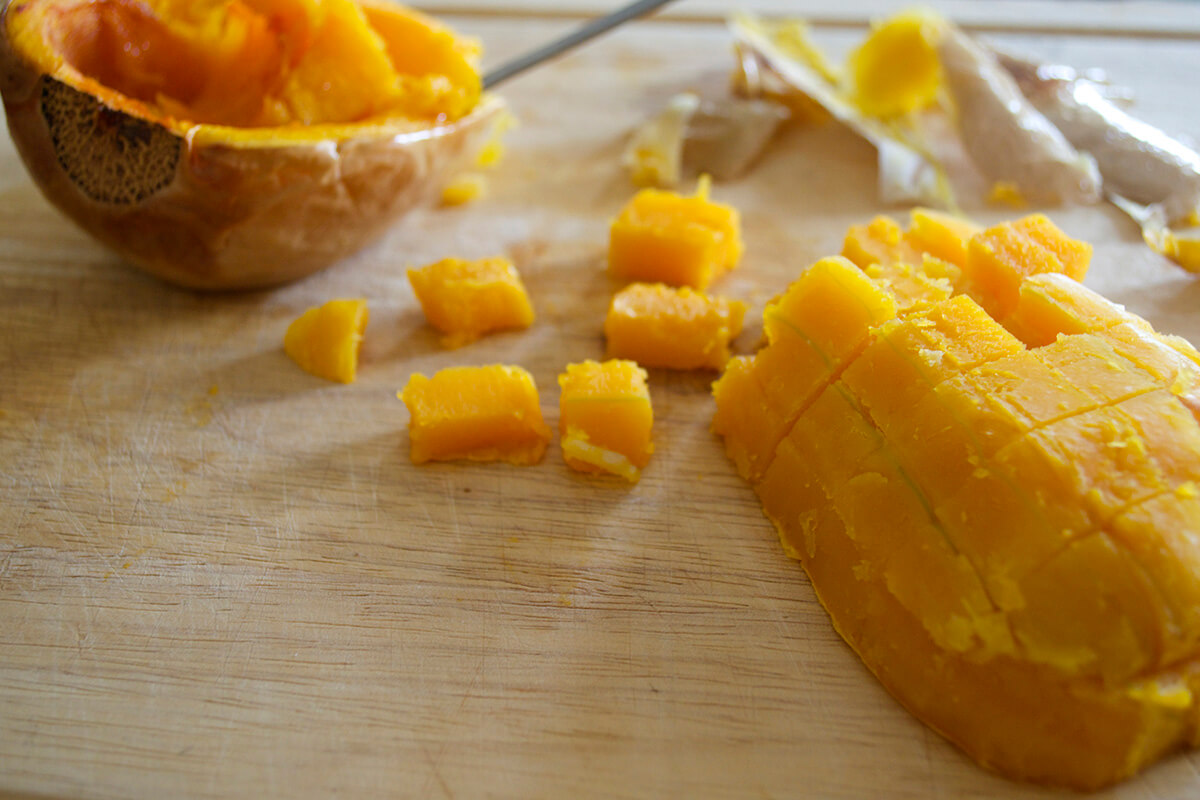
[711, 256, 896, 483]
[841, 210, 973, 314]
[283, 298, 369, 383]
[558, 360, 654, 482]
[0, 0, 500, 288]
[399, 365, 551, 465]
[407, 255, 535, 348]
[964, 213, 1094, 318]
[608, 176, 743, 290]
[715, 213, 1200, 788]
[604, 282, 747, 371]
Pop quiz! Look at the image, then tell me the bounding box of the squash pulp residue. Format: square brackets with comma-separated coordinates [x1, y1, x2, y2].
[16, 0, 481, 127]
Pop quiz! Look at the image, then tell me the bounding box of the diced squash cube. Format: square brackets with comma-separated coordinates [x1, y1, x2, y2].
[711, 356, 777, 481]
[558, 360, 653, 482]
[1009, 533, 1164, 682]
[843, 294, 1024, 437]
[283, 297, 368, 383]
[841, 215, 924, 271]
[723, 256, 896, 482]
[845, 10, 945, 117]
[399, 365, 550, 465]
[964, 214, 1093, 318]
[604, 283, 746, 370]
[408, 256, 534, 348]
[1102, 322, 1200, 392]
[1035, 334, 1158, 408]
[864, 255, 958, 315]
[764, 256, 897, 354]
[608, 178, 743, 290]
[904, 208, 980, 268]
[1111, 491, 1200, 663]
[1003, 272, 1130, 347]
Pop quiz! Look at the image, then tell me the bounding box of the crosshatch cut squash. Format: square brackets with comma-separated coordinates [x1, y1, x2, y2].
[715, 212, 1200, 790]
[0, 0, 503, 289]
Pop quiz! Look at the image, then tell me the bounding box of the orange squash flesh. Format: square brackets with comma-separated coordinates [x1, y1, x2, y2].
[283, 297, 368, 383]
[407, 256, 535, 348]
[0, 0, 499, 288]
[712, 256, 896, 484]
[604, 282, 746, 371]
[399, 365, 551, 465]
[716, 212, 1200, 788]
[558, 360, 654, 482]
[608, 179, 744, 290]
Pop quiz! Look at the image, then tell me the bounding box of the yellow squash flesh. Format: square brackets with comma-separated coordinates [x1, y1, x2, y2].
[714, 211, 1200, 789]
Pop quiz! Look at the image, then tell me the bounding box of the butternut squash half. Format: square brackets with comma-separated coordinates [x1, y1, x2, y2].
[0, 0, 501, 288]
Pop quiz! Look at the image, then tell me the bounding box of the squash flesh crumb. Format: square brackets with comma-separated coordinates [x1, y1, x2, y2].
[31, 0, 482, 128]
[283, 297, 368, 383]
[558, 360, 653, 482]
[399, 365, 550, 465]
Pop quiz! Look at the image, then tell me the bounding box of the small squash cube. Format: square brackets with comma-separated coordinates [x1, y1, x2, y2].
[558, 360, 654, 482]
[407, 256, 535, 348]
[399, 365, 551, 465]
[283, 298, 369, 383]
[842, 215, 922, 271]
[605, 282, 747, 370]
[905, 208, 980, 268]
[964, 214, 1093, 318]
[608, 177, 743, 290]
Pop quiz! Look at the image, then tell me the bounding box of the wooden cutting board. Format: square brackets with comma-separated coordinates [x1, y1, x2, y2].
[4, 3, 1200, 797]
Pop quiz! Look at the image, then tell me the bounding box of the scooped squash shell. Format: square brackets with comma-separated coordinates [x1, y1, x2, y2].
[0, 0, 501, 289]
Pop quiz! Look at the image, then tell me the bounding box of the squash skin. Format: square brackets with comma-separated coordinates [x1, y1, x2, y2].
[0, 1, 502, 290]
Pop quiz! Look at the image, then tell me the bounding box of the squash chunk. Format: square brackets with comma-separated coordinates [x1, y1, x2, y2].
[964, 214, 1093, 318]
[711, 356, 777, 481]
[755, 436, 842, 563]
[399, 365, 550, 465]
[1011, 533, 1165, 682]
[408, 256, 534, 348]
[284, 297, 368, 383]
[905, 208, 980, 268]
[1111, 492, 1200, 663]
[784, 380, 1011, 656]
[864, 255, 958, 315]
[608, 179, 743, 289]
[558, 360, 653, 482]
[712, 257, 895, 482]
[841, 215, 924, 271]
[841, 211, 972, 314]
[1035, 334, 1159, 408]
[605, 282, 746, 370]
[842, 294, 1024, 445]
[1004, 272, 1131, 347]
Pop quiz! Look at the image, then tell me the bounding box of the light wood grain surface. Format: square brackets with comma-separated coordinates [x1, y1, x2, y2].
[4, 2, 1200, 798]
